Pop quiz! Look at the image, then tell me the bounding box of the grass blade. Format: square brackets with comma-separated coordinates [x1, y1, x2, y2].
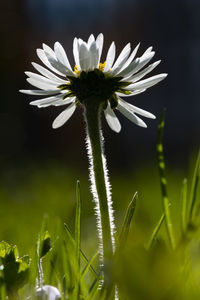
[189, 151, 200, 222]
[64, 223, 98, 278]
[75, 180, 81, 270]
[0, 283, 6, 300]
[181, 178, 188, 235]
[157, 109, 176, 250]
[81, 251, 98, 278]
[119, 192, 137, 244]
[74, 180, 82, 299]
[88, 277, 100, 300]
[146, 213, 165, 249]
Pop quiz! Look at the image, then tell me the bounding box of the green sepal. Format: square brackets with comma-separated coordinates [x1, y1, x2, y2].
[58, 84, 69, 90]
[80, 71, 88, 80]
[117, 89, 132, 95]
[63, 92, 74, 100]
[118, 81, 132, 88]
[109, 94, 118, 109]
[75, 99, 80, 106]
[93, 68, 105, 78]
[67, 75, 78, 83]
[102, 102, 108, 110]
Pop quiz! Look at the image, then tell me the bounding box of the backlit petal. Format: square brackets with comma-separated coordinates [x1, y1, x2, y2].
[52, 103, 76, 129]
[104, 42, 116, 72]
[104, 104, 121, 133]
[54, 42, 72, 71]
[117, 100, 147, 128]
[118, 98, 155, 119]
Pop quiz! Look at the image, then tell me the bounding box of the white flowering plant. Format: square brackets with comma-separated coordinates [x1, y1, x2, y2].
[19, 34, 168, 295]
[0, 34, 199, 300]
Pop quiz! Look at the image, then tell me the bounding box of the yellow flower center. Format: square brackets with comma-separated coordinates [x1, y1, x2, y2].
[74, 62, 106, 75]
[98, 62, 106, 71]
[74, 65, 79, 75]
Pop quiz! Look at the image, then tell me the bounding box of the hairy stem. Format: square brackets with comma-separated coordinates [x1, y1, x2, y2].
[84, 101, 115, 286]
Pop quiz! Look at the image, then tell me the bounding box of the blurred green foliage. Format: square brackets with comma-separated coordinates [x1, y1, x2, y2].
[0, 145, 199, 299]
[0, 160, 186, 255]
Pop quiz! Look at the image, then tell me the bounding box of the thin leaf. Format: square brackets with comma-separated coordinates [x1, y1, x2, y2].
[74, 180, 81, 299]
[64, 224, 98, 278]
[157, 109, 176, 250]
[62, 239, 74, 296]
[0, 283, 6, 300]
[146, 213, 165, 249]
[119, 192, 138, 244]
[88, 278, 101, 300]
[75, 180, 81, 270]
[81, 251, 98, 279]
[36, 216, 49, 287]
[181, 178, 188, 235]
[189, 151, 200, 222]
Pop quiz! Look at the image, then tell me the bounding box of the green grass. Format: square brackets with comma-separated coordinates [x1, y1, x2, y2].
[0, 114, 200, 299]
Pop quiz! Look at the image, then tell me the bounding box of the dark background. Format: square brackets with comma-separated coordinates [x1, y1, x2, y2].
[1, 0, 199, 172]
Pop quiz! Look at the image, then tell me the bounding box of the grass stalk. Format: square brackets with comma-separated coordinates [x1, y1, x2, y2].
[157, 110, 176, 250]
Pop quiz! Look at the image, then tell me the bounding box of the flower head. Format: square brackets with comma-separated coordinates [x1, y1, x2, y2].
[20, 34, 167, 132]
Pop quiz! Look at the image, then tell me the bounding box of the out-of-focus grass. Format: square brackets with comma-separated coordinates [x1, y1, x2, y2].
[1, 110, 200, 299]
[0, 149, 199, 299]
[0, 157, 191, 254]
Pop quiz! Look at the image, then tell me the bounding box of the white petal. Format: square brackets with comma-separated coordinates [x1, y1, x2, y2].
[143, 46, 153, 54]
[88, 34, 95, 47]
[104, 103, 121, 133]
[124, 60, 161, 82]
[25, 72, 60, 86]
[118, 98, 155, 119]
[26, 78, 57, 90]
[117, 101, 147, 128]
[39, 97, 75, 108]
[127, 52, 155, 77]
[54, 97, 76, 106]
[96, 33, 104, 64]
[79, 43, 90, 71]
[30, 94, 63, 107]
[104, 42, 116, 72]
[116, 89, 146, 97]
[54, 42, 72, 71]
[32, 62, 66, 84]
[117, 51, 155, 78]
[19, 89, 59, 96]
[117, 43, 140, 74]
[78, 38, 86, 46]
[116, 58, 140, 78]
[89, 42, 99, 69]
[73, 38, 81, 71]
[42, 43, 56, 58]
[52, 103, 76, 129]
[111, 43, 131, 74]
[45, 52, 75, 76]
[125, 73, 167, 90]
[37, 49, 65, 77]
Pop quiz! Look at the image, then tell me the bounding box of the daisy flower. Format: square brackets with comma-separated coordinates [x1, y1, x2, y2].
[20, 33, 167, 132]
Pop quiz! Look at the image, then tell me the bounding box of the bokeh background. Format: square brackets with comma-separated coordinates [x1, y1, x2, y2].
[0, 0, 200, 255]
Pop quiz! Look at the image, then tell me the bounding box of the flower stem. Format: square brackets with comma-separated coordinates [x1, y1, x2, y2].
[84, 100, 114, 285]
